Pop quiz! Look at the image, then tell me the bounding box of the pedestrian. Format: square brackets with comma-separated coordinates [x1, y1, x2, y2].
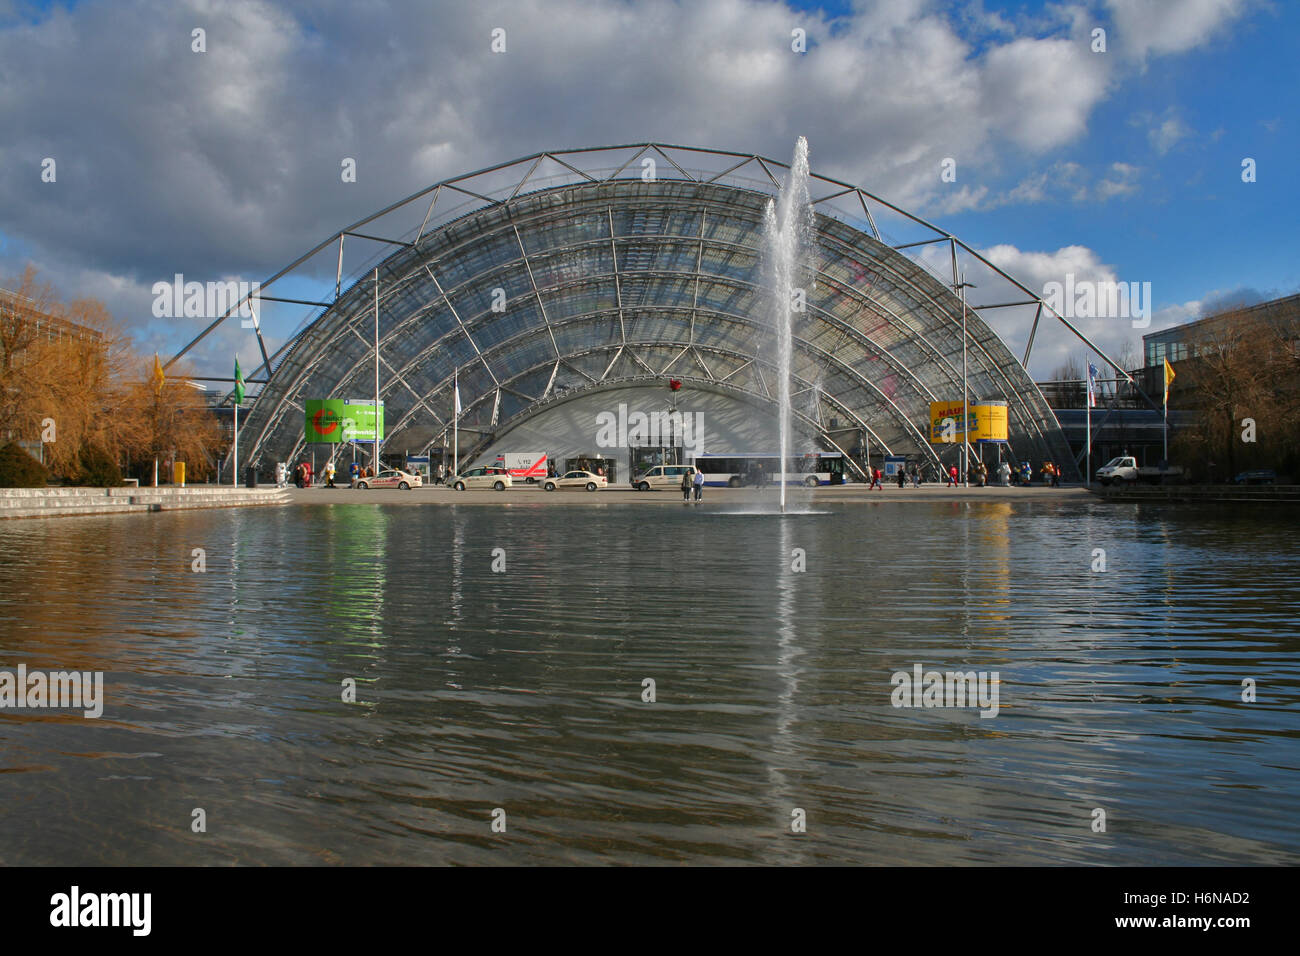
[870, 466, 883, 490]
[681, 466, 693, 502]
[947, 464, 958, 487]
[692, 464, 705, 501]
[910, 464, 919, 488]
[1051, 463, 1060, 488]
[897, 467, 905, 489]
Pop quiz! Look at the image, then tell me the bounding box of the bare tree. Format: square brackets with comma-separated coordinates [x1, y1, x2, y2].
[1171, 302, 1298, 480]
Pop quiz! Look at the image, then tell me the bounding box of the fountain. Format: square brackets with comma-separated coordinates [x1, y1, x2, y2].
[761, 137, 814, 513]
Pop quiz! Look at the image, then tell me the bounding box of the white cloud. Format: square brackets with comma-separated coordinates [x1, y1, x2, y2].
[1095, 161, 1141, 198]
[1149, 115, 1192, 154]
[1104, 0, 1251, 61]
[0, 0, 1249, 375]
[964, 243, 1145, 376]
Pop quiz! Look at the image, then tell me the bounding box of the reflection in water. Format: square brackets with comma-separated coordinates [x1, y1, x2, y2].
[0, 499, 1298, 865]
[767, 517, 806, 862]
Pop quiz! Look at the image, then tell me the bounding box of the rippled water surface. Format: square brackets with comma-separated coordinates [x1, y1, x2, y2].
[1, 498, 1297, 865]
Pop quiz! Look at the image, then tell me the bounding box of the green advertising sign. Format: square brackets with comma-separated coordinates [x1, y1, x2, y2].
[304, 399, 385, 443]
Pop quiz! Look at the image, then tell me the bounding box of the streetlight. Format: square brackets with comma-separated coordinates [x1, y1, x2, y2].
[955, 273, 976, 488]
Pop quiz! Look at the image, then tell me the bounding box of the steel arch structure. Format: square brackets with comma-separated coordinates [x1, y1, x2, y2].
[171, 144, 1120, 479]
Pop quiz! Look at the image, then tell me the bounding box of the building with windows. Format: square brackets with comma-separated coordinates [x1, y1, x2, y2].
[170, 145, 1143, 482]
[1144, 293, 1300, 367]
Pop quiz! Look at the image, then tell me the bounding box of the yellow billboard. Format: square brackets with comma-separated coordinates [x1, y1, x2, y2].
[928, 400, 1008, 443]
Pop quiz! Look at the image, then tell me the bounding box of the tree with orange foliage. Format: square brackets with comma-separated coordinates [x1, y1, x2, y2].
[0, 265, 224, 484]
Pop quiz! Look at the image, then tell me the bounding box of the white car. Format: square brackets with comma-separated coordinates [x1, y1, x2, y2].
[630, 464, 694, 491]
[355, 468, 421, 489]
[542, 470, 607, 492]
[1095, 456, 1135, 485]
[452, 466, 512, 491]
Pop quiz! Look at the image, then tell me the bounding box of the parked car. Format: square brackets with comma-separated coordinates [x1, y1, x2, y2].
[1095, 456, 1185, 485]
[452, 466, 512, 491]
[355, 468, 421, 490]
[542, 470, 606, 492]
[1233, 469, 1277, 485]
[630, 464, 693, 491]
[492, 452, 549, 483]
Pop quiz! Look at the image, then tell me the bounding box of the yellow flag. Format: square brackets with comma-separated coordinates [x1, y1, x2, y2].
[152, 353, 166, 395]
[1163, 358, 1175, 405]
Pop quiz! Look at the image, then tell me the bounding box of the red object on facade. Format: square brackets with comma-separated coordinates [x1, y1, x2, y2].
[669, 378, 682, 391]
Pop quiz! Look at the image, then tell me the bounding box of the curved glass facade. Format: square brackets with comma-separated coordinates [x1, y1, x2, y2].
[240, 169, 1075, 477]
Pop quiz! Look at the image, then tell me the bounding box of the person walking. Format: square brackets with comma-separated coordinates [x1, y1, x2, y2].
[692, 465, 705, 502]
[947, 464, 959, 487]
[681, 466, 693, 502]
[869, 466, 882, 490]
[896, 467, 906, 489]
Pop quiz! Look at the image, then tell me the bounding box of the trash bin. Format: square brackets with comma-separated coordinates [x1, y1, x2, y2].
[173, 461, 186, 487]
[245, 465, 257, 489]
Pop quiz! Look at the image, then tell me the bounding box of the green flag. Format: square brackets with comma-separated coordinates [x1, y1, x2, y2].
[233, 358, 245, 405]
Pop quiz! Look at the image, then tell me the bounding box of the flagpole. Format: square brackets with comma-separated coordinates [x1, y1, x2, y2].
[374, 268, 381, 472]
[233, 401, 239, 487]
[453, 367, 459, 480]
[1085, 364, 1092, 487]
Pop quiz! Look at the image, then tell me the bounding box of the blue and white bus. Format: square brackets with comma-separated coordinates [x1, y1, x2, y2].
[692, 452, 847, 487]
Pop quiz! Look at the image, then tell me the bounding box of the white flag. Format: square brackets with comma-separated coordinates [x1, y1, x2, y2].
[454, 384, 462, 416]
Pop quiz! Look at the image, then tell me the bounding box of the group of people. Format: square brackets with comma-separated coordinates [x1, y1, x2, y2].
[279, 462, 311, 488]
[275, 460, 380, 489]
[680, 466, 705, 501]
[852, 459, 1063, 489]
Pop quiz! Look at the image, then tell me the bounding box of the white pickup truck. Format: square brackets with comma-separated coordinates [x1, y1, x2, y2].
[1095, 456, 1185, 485]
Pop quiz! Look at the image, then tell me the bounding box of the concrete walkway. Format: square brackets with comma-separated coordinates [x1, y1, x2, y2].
[0, 485, 291, 520]
[283, 482, 1091, 506]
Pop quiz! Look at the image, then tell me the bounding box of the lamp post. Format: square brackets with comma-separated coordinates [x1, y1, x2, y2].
[955, 273, 976, 488]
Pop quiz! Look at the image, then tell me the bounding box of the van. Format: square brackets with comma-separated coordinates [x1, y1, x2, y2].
[631, 464, 693, 491]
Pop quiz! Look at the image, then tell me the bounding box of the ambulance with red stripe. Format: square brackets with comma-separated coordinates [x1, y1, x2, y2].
[492, 452, 549, 483]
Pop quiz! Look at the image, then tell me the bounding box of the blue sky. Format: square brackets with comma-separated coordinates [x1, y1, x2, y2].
[0, 0, 1295, 377]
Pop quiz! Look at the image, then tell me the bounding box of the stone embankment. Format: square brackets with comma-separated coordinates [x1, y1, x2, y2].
[1094, 484, 1300, 503]
[0, 485, 290, 520]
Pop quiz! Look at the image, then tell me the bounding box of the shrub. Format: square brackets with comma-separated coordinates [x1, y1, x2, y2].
[0, 442, 50, 488]
[70, 446, 124, 487]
